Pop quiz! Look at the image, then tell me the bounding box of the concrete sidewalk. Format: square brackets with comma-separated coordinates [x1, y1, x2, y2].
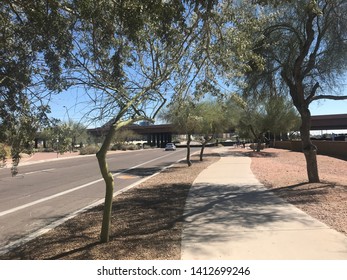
[181, 148, 347, 260]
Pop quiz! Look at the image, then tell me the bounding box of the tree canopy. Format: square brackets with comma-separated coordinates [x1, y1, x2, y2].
[1, 0, 74, 168]
[228, 93, 300, 151]
[249, 0, 347, 182]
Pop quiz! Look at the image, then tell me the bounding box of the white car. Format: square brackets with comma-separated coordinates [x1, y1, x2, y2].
[165, 143, 176, 151]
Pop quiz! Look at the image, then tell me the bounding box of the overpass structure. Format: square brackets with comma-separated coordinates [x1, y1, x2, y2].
[88, 123, 177, 148]
[87, 114, 347, 148]
[129, 124, 176, 147]
[310, 114, 347, 131]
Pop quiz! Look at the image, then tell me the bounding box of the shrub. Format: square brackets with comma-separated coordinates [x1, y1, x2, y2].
[79, 145, 100, 155]
[111, 143, 139, 151]
[126, 144, 138, 150]
[111, 143, 122, 151]
[41, 147, 55, 152]
[143, 144, 152, 149]
[249, 143, 266, 150]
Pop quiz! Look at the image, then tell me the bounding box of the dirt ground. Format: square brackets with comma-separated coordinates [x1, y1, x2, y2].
[1, 147, 346, 260]
[249, 148, 347, 236]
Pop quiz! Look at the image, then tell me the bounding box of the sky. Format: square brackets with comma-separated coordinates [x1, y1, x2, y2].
[47, 85, 347, 134]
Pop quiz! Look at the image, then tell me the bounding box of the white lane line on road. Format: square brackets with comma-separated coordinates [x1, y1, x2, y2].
[24, 168, 55, 175]
[0, 150, 181, 218]
[0, 178, 104, 218]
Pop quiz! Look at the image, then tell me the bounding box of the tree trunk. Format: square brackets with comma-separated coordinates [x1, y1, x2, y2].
[200, 135, 213, 161]
[256, 138, 262, 152]
[95, 116, 141, 243]
[96, 125, 117, 243]
[299, 109, 320, 183]
[186, 133, 192, 166]
[11, 150, 20, 176]
[200, 141, 206, 161]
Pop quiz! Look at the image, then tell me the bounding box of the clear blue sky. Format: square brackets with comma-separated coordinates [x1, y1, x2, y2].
[310, 98, 347, 115]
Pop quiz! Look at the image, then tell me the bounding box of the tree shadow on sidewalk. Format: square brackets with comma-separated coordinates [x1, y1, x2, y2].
[181, 183, 317, 244]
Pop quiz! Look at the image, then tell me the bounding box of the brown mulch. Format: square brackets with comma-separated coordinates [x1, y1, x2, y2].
[1, 152, 220, 260]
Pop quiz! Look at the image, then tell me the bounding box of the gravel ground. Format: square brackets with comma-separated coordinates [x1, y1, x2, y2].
[1, 147, 346, 260]
[248, 148, 347, 236]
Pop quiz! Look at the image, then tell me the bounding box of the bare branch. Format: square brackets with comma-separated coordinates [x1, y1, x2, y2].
[305, 81, 320, 103]
[311, 94, 347, 102]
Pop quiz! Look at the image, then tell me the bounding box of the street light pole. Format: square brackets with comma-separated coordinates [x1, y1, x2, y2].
[63, 106, 70, 122]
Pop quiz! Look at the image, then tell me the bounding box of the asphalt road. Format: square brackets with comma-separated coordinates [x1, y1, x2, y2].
[0, 148, 196, 252]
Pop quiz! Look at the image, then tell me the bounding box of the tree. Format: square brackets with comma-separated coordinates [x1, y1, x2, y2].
[63, 0, 219, 243]
[3, 0, 224, 243]
[161, 99, 202, 167]
[1, 0, 73, 172]
[0, 97, 40, 175]
[228, 94, 300, 152]
[159, 0, 273, 164]
[194, 101, 232, 161]
[39, 119, 88, 152]
[5, 0, 191, 242]
[112, 129, 141, 147]
[166, 0, 271, 117]
[253, 0, 347, 182]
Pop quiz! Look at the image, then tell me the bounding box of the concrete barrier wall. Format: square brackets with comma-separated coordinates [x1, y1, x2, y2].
[272, 140, 347, 159]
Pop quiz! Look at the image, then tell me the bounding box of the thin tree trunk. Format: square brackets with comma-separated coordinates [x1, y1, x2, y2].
[200, 141, 206, 161]
[273, 132, 276, 147]
[256, 138, 262, 152]
[186, 133, 192, 166]
[200, 135, 212, 161]
[95, 115, 143, 243]
[11, 150, 20, 176]
[299, 109, 320, 183]
[96, 124, 116, 243]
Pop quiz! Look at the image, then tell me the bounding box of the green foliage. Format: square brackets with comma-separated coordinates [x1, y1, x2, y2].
[39, 120, 88, 153]
[161, 98, 233, 161]
[161, 98, 202, 135]
[1, 0, 73, 169]
[1, 96, 39, 164]
[228, 94, 300, 143]
[252, 0, 347, 103]
[193, 101, 233, 139]
[249, 0, 347, 181]
[112, 129, 141, 144]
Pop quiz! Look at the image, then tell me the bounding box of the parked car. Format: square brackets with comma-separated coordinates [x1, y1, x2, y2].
[165, 143, 176, 151]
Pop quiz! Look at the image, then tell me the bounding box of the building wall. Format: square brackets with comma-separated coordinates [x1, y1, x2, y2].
[272, 140, 347, 159]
